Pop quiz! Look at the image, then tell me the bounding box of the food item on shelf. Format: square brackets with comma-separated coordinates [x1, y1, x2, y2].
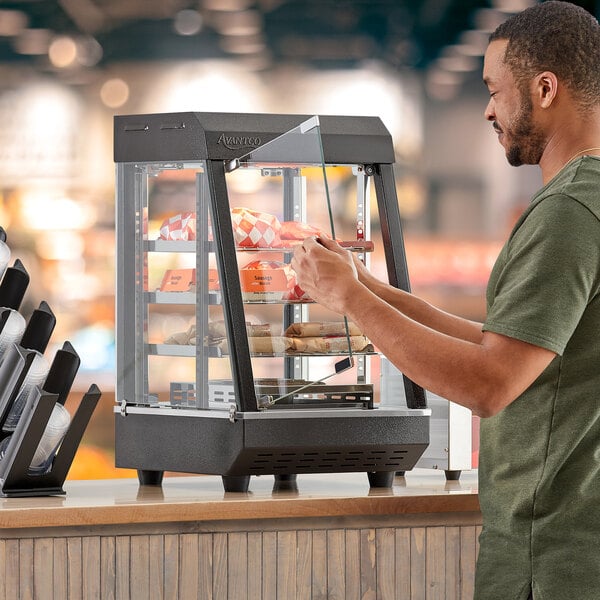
[231, 207, 329, 249]
[207, 320, 280, 341]
[215, 336, 293, 355]
[158, 268, 218, 292]
[159, 268, 196, 292]
[231, 207, 282, 248]
[164, 325, 196, 346]
[240, 259, 287, 301]
[284, 321, 362, 338]
[165, 321, 283, 347]
[240, 259, 309, 302]
[285, 321, 372, 353]
[208, 268, 219, 291]
[158, 212, 196, 241]
[291, 335, 373, 353]
[279, 221, 325, 245]
[164, 317, 372, 354]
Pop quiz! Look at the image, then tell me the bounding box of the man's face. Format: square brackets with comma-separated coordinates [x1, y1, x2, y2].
[483, 39, 546, 166]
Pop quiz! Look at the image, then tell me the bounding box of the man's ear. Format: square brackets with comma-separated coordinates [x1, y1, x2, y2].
[534, 71, 558, 108]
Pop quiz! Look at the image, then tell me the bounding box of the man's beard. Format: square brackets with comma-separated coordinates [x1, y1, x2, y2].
[504, 95, 546, 167]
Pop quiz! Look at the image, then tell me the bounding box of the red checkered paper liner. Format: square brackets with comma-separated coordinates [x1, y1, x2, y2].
[231, 207, 282, 248]
[159, 212, 197, 241]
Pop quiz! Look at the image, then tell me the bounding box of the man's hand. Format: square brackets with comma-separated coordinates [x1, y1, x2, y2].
[291, 236, 360, 314]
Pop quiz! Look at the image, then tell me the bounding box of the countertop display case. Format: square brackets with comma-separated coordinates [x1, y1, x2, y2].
[113, 112, 430, 492]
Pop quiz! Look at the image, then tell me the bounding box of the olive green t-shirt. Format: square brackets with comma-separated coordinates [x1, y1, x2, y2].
[476, 156, 600, 600]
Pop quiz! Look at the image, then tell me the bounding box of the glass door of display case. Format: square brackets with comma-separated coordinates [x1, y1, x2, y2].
[217, 116, 361, 412]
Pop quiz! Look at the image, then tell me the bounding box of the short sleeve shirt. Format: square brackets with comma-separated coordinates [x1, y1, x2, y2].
[475, 157, 600, 600]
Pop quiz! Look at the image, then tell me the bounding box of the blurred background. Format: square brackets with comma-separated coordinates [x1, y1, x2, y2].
[0, 0, 594, 478]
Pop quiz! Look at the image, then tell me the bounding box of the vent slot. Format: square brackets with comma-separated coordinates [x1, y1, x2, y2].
[245, 449, 408, 473]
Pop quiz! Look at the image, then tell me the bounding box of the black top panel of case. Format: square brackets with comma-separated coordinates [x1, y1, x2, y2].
[114, 112, 395, 165]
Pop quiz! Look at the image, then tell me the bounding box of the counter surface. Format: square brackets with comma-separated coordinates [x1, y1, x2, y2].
[0, 469, 479, 530]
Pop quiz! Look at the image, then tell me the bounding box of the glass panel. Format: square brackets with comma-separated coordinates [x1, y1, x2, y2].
[225, 116, 372, 409]
[137, 162, 235, 411]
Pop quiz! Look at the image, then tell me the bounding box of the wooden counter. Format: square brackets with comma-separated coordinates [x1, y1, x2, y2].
[0, 470, 481, 599]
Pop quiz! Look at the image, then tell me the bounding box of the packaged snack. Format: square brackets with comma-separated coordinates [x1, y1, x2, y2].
[291, 335, 372, 354]
[231, 207, 282, 248]
[240, 260, 289, 301]
[284, 321, 362, 338]
[159, 212, 196, 241]
[240, 260, 310, 302]
[279, 221, 324, 245]
[159, 268, 196, 292]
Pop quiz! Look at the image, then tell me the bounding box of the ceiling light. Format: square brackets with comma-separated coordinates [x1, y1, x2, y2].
[100, 78, 130, 108]
[76, 36, 103, 67]
[174, 9, 203, 36]
[49, 36, 78, 68]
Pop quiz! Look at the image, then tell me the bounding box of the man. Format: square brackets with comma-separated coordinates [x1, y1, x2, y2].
[291, 2, 600, 598]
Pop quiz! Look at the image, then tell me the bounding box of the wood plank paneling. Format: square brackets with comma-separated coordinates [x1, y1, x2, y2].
[277, 530, 297, 600]
[148, 535, 164, 600]
[0, 539, 5, 600]
[228, 532, 248, 600]
[213, 532, 228, 600]
[1, 520, 482, 599]
[33, 538, 53, 600]
[114, 536, 130, 600]
[163, 534, 179, 600]
[83, 536, 101, 599]
[376, 528, 395, 600]
[410, 527, 426, 600]
[100, 536, 116, 600]
[360, 528, 377, 600]
[395, 528, 411, 600]
[326, 529, 345, 600]
[261, 531, 277, 600]
[344, 530, 360, 600]
[426, 527, 446, 600]
[4, 539, 19, 600]
[199, 533, 214, 600]
[67, 537, 83, 600]
[178, 533, 199, 600]
[19, 538, 34, 600]
[130, 535, 150, 600]
[247, 531, 262, 600]
[311, 529, 327, 599]
[295, 530, 312, 599]
[445, 526, 461, 600]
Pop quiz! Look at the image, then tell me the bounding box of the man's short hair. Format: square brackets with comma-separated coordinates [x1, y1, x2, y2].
[490, 1, 600, 110]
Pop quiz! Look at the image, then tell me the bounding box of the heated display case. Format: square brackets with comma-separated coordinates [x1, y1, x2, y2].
[114, 112, 430, 492]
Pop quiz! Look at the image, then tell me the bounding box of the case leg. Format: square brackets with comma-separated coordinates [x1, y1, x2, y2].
[445, 470, 461, 481]
[222, 475, 251, 493]
[367, 471, 395, 488]
[395, 471, 406, 477]
[273, 473, 298, 491]
[138, 469, 164, 486]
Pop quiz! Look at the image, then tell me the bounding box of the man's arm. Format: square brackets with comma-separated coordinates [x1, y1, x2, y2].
[291, 237, 556, 418]
[353, 265, 485, 344]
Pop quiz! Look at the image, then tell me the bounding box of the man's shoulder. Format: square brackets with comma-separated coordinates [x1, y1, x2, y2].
[537, 156, 600, 220]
